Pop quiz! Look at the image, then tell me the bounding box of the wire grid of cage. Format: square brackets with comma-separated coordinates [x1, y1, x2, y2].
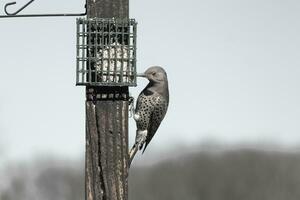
[76, 18, 137, 86]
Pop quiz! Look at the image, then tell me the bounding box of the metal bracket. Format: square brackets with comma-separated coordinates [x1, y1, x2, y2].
[0, 0, 87, 18]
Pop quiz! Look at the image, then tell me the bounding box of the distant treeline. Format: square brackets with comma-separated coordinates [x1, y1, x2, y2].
[1, 149, 300, 200]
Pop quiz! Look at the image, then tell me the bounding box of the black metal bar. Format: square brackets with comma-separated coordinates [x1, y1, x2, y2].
[132, 19, 137, 84]
[121, 20, 124, 82]
[0, 13, 86, 18]
[0, 0, 87, 18]
[100, 20, 104, 82]
[77, 19, 80, 84]
[108, 20, 111, 83]
[114, 21, 118, 83]
[95, 20, 98, 83]
[88, 20, 92, 84]
[4, 0, 35, 15]
[126, 20, 130, 82]
[83, 19, 87, 84]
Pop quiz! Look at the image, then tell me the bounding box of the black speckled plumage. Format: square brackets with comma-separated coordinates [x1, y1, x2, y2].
[136, 91, 169, 152]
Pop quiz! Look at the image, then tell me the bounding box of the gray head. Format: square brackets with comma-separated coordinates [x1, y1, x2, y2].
[137, 66, 168, 84]
[137, 66, 169, 101]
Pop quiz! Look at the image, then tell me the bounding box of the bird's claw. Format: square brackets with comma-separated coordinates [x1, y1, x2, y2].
[128, 96, 135, 118]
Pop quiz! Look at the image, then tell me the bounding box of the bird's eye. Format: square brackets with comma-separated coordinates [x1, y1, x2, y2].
[152, 72, 156, 76]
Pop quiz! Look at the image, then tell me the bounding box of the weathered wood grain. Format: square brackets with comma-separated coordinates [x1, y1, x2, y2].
[85, 1, 129, 200]
[86, 87, 129, 200]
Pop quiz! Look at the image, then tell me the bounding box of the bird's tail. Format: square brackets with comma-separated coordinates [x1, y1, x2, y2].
[129, 130, 148, 166]
[129, 144, 139, 166]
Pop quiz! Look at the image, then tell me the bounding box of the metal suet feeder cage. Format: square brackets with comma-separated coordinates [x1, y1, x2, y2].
[76, 18, 137, 86]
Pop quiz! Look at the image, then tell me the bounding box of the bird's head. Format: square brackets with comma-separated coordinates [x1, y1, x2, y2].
[137, 66, 168, 84]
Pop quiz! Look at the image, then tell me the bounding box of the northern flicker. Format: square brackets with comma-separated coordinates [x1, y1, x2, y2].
[129, 66, 169, 165]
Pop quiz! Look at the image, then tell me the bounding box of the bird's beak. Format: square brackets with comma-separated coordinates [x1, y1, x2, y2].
[136, 73, 146, 78]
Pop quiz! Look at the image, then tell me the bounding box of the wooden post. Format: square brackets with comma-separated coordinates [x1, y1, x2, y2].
[85, 1, 129, 200]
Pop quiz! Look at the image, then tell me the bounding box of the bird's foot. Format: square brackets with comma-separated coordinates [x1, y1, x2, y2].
[133, 113, 140, 121]
[128, 96, 135, 118]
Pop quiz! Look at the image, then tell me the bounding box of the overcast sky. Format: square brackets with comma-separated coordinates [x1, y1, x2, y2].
[0, 0, 300, 162]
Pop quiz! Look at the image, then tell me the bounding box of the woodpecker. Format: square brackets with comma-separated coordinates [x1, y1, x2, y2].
[129, 66, 169, 165]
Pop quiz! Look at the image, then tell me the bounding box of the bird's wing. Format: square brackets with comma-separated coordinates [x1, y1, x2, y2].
[142, 95, 168, 153]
